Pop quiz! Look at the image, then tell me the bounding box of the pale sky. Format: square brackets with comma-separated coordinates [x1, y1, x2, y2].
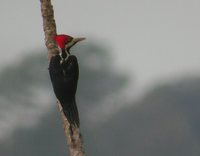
[0, 0, 200, 140]
[1, 0, 200, 92]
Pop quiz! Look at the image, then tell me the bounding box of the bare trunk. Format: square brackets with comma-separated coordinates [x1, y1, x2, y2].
[40, 0, 85, 155]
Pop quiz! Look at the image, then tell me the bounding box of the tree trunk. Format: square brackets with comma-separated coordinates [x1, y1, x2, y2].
[40, 0, 85, 156]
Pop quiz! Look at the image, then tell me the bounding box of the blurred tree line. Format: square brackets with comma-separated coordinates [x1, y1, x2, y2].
[0, 42, 200, 156]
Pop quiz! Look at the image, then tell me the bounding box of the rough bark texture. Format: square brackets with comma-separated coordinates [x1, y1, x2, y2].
[40, 0, 85, 156]
[40, 0, 58, 59]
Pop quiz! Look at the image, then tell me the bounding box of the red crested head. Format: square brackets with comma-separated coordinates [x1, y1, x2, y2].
[53, 34, 73, 49]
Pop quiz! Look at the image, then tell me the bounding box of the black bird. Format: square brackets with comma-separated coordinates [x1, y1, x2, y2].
[49, 34, 85, 127]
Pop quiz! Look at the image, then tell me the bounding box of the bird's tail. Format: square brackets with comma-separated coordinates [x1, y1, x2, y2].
[62, 99, 80, 127]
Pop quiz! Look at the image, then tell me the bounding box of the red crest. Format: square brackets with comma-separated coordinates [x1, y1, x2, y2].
[54, 34, 73, 49]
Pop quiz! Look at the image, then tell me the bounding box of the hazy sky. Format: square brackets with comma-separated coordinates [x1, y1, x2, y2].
[0, 0, 200, 141]
[1, 0, 200, 91]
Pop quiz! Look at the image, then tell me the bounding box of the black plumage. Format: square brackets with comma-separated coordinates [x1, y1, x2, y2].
[49, 55, 80, 127]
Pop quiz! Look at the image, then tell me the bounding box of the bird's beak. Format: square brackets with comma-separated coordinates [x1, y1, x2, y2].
[65, 37, 86, 50]
[73, 37, 86, 43]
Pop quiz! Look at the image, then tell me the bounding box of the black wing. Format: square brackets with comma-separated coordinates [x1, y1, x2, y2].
[49, 55, 80, 127]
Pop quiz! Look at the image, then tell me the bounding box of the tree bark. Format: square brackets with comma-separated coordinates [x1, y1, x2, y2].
[40, 0, 85, 156]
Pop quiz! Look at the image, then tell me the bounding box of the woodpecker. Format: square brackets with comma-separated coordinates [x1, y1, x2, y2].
[49, 34, 85, 127]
